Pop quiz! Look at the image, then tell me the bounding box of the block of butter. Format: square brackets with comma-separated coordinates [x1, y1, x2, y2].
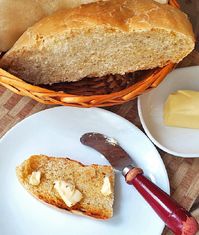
[164, 90, 199, 129]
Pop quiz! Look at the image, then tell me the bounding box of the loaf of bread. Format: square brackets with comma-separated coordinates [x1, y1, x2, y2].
[0, 0, 195, 85]
[0, 0, 100, 51]
[16, 155, 115, 219]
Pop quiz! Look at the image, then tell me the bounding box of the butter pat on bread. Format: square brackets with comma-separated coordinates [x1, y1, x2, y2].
[29, 171, 41, 186]
[54, 181, 83, 207]
[101, 176, 112, 196]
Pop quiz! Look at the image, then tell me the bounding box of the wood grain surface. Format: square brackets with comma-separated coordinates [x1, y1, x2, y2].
[0, 0, 199, 234]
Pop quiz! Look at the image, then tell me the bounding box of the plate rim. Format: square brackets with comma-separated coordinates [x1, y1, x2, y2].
[138, 66, 199, 158]
[0, 106, 170, 235]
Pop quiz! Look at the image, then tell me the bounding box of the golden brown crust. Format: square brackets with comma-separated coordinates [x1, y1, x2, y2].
[10, 0, 194, 43]
[16, 155, 115, 220]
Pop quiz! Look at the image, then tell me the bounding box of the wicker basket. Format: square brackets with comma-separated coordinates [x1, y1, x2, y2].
[0, 0, 179, 108]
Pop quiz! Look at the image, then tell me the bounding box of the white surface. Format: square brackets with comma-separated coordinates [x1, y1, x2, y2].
[0, 107, 169, 235]
[138, 66, 199, 157]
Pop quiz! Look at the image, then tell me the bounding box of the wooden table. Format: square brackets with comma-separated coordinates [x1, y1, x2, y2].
[0, 1, 199, 234]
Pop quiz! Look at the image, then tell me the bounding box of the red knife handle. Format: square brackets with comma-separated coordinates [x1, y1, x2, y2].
[124, 167, 199, 235]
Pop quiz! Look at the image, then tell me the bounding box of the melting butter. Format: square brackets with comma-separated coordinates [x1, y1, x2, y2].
[54, 181, 82, 207]
[29, 171, 41, 186]
[101, 176, 112, 196]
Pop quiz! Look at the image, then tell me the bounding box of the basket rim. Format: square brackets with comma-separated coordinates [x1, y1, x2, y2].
[0, 63, 175, 95]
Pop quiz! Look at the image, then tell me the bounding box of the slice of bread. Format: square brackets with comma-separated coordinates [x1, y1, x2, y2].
[0, 0, 195, 85]
[16, 155, 115, 219]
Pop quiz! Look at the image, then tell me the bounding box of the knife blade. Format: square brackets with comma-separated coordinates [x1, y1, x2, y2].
[80, 132, 133, 172]
[80, 132, 199, 235]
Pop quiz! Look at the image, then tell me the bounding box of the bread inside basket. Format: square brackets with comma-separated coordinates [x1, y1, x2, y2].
[40, 70, 155, 96]
[0, 0, 195, 107]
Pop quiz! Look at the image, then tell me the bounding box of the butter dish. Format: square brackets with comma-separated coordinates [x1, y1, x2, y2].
[138, 66, 199, 157]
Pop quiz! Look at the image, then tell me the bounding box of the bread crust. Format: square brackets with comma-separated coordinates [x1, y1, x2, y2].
[3, 0, 194, 44]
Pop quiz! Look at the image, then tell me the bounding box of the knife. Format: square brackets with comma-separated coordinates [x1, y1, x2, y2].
[80, 132, 199, 235]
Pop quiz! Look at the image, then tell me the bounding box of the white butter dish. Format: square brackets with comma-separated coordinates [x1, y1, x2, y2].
[138, 66, 199, 158]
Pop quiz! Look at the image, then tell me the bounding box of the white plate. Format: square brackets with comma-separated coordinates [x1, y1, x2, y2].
[0, 107, 169, 235]
[138, 66, 199, 158]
